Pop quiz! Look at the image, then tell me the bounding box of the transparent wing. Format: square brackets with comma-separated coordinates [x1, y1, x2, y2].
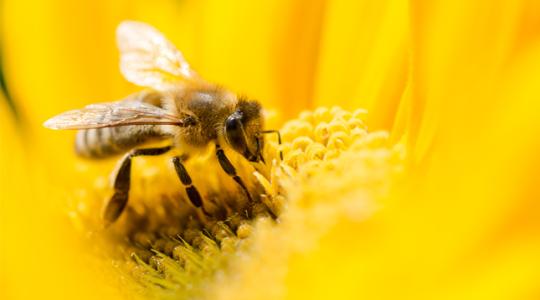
[44, 100, 186, 130]
[116, 20, 201, 91]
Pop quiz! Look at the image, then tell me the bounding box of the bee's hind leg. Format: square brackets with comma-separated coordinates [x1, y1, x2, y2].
[103, 146, 172, 225]
[215, 144, 253, 203]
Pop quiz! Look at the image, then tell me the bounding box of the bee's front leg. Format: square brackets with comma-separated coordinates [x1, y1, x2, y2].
[215, 144, 253, 202]
[103, 145, 172, 225]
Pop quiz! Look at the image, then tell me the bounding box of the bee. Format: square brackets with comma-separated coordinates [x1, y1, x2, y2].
[44, 21, 281, 224]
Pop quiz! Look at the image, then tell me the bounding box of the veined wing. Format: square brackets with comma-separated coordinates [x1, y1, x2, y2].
[116, 20, 202, 91]
[43, 100, 186, 130]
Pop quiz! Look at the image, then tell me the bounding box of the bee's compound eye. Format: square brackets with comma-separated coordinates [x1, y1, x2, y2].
[225, 112, 246, 152]
[225, 115, 241, 132]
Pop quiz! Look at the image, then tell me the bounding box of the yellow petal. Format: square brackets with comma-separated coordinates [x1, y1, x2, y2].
[314, 0, 409, 131]
[4, 0, 330, 129]
[2, 0, 138, 130]
[0, 93, 26, 299]
[190, 0, 325, 119]
[0, 92, 124, 299]
[406, 0, 525, 164]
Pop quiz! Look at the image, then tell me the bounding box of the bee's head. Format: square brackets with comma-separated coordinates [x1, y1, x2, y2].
[224, 99, 264, 163]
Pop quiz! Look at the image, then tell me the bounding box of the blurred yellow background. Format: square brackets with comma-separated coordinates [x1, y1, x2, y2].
[2, 0, 540, 299]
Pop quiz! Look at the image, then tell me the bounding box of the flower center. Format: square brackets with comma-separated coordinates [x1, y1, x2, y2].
[68, 106, 404, 299]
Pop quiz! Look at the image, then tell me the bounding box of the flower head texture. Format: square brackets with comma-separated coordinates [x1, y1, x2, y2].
[2, 1, 540, 300]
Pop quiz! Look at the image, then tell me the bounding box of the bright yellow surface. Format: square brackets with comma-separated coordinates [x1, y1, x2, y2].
[2, 0, 540, 299]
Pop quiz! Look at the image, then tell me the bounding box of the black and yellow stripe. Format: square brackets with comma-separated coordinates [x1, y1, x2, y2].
[75, 125, 163, 158]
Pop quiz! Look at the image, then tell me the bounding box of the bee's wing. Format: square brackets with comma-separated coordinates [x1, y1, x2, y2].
[43, 100, 186, 130]
[116, 20, 202, 91]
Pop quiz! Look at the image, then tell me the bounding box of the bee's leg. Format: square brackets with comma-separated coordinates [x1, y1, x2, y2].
[215, 144, 253, 202]
[171, 156, 207, 214]
[103, 145, 172, 225]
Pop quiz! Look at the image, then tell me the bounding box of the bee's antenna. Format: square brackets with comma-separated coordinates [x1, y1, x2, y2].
[260, 130, 283, 161]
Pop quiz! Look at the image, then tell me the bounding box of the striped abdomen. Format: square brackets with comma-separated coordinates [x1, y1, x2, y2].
[75, 125, 163, 158]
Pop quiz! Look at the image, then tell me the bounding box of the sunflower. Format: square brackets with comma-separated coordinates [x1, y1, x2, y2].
[2, 1, 540, 300]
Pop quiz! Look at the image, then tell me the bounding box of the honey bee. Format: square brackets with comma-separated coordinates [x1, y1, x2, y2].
[44, 21, 281, 224]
